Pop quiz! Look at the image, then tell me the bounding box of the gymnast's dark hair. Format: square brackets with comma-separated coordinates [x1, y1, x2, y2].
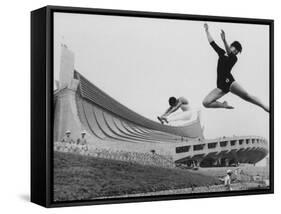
[231, 41, 242, 53]
[169, 97, 177, 106]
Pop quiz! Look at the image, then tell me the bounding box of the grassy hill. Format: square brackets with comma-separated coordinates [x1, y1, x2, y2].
[54, 151, 219, 201]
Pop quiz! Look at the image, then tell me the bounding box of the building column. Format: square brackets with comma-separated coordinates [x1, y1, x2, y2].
[225, 158, 229, 167]
[217, 157, 222, 167]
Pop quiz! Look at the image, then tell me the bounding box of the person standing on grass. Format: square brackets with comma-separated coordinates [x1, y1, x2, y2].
[61, 130, 75, 144]
[202, 23, 269, 113]
[224, 170, 233, 191]
[77, 130, 88, 152]
[61, 130, 75, 152]
[219, 169, 232, 191]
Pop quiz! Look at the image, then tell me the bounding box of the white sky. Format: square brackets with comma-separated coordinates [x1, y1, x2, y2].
[53, 12, 270, 145]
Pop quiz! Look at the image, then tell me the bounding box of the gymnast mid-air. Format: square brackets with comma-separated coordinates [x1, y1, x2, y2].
[158, 23, 269, 125]
[157, 96, 195, 124]
[202, 23, 269, 112]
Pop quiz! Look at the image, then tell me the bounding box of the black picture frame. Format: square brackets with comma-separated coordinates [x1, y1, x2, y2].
[31, 5, 274, 208]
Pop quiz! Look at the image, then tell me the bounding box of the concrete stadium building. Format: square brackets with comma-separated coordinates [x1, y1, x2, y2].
[54, 45, 268, 168]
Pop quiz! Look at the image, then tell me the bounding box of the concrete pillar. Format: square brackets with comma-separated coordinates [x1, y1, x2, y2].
[59, 44, 75, 89]
[54, 44, 85, 142]
[225, 158, 229, 166]
[191, 160, 195, 168]
[195, 159, 202, 168]
[218, 157, 222, 166]
[53, 80, 81, 142]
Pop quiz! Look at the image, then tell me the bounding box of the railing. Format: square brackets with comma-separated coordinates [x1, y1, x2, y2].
[54, 141, 175, 168]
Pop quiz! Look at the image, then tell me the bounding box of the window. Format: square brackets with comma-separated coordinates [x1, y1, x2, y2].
[176, 146, 190, 153]
[230, 140, 236, 146]
[193, 144, 205, 151]
[220, 141, 228, 147]
[208, 142, 217, 149]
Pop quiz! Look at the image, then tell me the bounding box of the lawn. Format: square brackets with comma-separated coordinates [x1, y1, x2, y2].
[54, 151, 219, 201]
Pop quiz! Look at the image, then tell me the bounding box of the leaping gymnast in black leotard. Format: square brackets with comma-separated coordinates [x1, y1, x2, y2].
[202, 23, 269, 113]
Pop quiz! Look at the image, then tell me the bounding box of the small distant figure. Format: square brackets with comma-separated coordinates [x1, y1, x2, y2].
[157, 96, 196, 124]
[191, 184, 196, 193]
[77, 130, 88, 152]
[224, 170, 233, 191]
[77, 130, 87, 145]
[61, 130, 75, 144]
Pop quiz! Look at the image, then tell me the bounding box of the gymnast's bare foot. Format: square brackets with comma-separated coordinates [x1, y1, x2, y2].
[157, 116, 164, 124]
[223, 101, 234, 109]
[161, 117, 168, 124]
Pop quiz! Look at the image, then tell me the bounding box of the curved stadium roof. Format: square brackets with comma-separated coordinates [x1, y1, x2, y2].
[74, 71, 204, 139]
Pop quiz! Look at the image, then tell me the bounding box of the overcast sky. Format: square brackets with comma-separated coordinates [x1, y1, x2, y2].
[54, 12, 270, 146]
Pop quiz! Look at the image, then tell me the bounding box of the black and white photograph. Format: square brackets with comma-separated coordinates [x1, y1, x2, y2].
[51, 8, 273, 204]
[2, 0, 281, 211]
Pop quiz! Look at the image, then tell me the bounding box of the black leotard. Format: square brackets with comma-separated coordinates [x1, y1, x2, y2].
[210, 41, 237, 93]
